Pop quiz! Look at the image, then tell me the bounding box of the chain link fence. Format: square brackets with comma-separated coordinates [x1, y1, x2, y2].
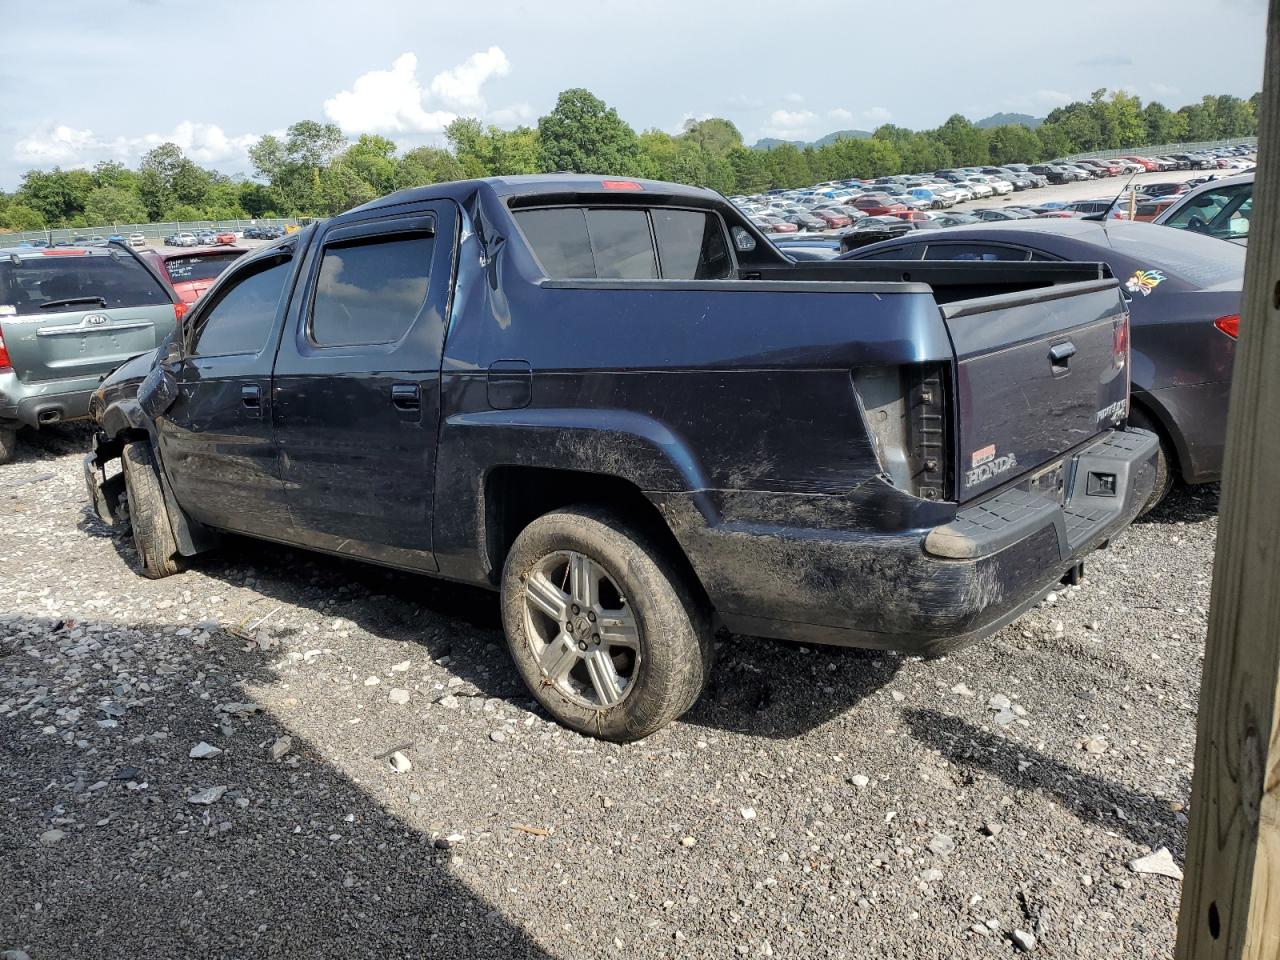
[2, 217, 306, 248]
[1059, 137, 1258, 163]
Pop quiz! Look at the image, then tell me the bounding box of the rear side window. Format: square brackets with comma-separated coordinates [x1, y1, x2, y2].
[0, 254, 169, 317]
[190, 258, 291, 358]
[652, 209, 732, 279]
[310, 233, 433, 347]
[514, 206, 732, 280]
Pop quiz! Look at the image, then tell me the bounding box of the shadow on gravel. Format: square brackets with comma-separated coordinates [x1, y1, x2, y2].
[4, 422, 94, 465]
[1136, 483, 1220, 526]
[81, 520, 892, 740]
[0, 612, 556, 960]
[903, 708, 1185, 855]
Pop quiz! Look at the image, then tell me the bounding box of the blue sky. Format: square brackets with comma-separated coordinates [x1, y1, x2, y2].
[0, 0, 1267, 188]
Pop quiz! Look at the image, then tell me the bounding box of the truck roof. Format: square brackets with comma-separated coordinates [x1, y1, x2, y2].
[351, 174, 723, 217]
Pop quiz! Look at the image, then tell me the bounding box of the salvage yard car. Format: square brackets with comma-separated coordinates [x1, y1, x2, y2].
[84, 174, 1157, 741]
[0, 243, 185, 462]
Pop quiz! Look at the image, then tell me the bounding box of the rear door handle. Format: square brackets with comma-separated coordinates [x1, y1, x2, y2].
[241, 383, 262, 415]
[391, 383, 420, 410]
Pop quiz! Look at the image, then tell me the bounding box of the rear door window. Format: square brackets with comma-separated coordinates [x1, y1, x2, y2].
[515, 206, 732, 280]
[0, 254, 170, 317]
[310, 232, 434, 347]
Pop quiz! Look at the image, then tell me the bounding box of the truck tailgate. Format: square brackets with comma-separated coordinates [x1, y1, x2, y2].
[943, 278, 1128, 501]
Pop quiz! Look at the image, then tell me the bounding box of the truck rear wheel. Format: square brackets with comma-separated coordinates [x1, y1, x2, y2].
[0, 427, 16, 464]
[121, 441, 185, 579]
[500, 505, 713, 742]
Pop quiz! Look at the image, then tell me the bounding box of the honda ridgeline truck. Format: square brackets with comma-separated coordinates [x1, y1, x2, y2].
[84, 175, 1158, 740]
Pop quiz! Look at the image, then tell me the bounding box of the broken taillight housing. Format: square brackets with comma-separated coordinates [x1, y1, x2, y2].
[852, 363, 951, 501]
[1214, 314, 1240, 339]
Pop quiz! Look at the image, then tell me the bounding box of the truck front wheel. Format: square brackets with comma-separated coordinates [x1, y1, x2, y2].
[500, 505, 713, 742]
[120, 441, 185, 579]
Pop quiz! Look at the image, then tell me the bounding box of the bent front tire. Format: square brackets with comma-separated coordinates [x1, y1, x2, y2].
[121, 441, 185, 579]
[500, 505, 713, 742]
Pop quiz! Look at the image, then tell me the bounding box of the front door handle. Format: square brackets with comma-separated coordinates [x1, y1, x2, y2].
[391, 383, 421, 410]
[241, 383, 262, 413]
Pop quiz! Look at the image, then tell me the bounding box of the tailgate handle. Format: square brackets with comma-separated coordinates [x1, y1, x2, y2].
[1049, 341, 1076, 362]
[1049, 340, 1076, 377]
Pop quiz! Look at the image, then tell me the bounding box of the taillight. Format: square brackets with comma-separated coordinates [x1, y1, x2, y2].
[0, 328, 10, 372]
[174, 302, 189, 324]
[1215, 314, 1239, 339]
[1113, 311, 1130, 370]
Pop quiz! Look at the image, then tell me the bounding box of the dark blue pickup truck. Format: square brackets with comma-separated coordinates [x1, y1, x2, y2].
[84, 175, 1157, 740]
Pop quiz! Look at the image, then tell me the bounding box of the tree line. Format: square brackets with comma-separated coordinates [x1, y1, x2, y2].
[0, 87, 1259, 231]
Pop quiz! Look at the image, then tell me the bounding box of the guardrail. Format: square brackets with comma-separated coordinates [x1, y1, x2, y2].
[1, 217, 305, 247]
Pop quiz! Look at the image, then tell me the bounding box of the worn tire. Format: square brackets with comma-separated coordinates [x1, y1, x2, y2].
[1129, 408, 1174, 516]
[500, 505, 713, 742]
[0, 427, 16, 464]
[121, 441, 185, 579]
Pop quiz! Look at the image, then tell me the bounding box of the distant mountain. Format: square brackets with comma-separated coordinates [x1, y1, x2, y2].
[974, 112, 1043, 129]
[751, 129, 872, 151]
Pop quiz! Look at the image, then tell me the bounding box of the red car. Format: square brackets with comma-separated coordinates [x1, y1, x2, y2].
[892, 210, 934, 222]
[811, 209, 852, 228]
[1122, 156, 1161, 172]
[139, 247, 248, 304]
[852, 194, 908, 217]
[215, 231, 237, 245]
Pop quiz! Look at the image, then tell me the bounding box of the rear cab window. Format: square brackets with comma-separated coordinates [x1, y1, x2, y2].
[0, 252, 170, 317]
[513, 205, 733, 280]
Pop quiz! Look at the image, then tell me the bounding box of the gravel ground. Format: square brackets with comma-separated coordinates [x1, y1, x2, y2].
[0, 423, 1217, 959]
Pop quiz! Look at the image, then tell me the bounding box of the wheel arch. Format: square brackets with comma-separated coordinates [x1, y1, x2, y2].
[1129, 388, 1191, 483]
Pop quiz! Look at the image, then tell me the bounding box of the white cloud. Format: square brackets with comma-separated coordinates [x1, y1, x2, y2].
[760, 108, 819, 139]
[783, 92, 806, 104]
[429, 45, 510, 110]
[1149, 81, 1180, 97]
[487, 102, 535, 127]
[827, 108, 854, 123]
[323, 52, 456, 135]
[861, 106, 893, 125]
[668, 111, 712, 135]
[14, 124, 96, 163]
[323, 47, 515, 136]
[14, 120, 257, 167]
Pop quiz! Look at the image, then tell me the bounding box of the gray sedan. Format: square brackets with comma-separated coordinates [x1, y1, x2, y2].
[839, 218, 1243, 511]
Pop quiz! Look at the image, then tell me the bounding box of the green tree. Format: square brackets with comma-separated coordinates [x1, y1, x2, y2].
[726, 146, 771, 194]
[395, 146, 466, 189]
[313, 160, 378, 215]
[986, 124, 1042, 164]
[935, 115, 989, 166]
[0, 203, 46, 231]
[92, 161, 139, 192]
[681, 117, 742, 155]
[340, 135, 399, 194]
[537, 88, 642, 175]
[238, 181, 280, 217]
[765, 143, 815, 188]
[16, 168, 95, 225]
[83, 186, 148, 225]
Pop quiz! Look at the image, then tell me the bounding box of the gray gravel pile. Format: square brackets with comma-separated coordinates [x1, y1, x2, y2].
[0, 425, 1216, 958]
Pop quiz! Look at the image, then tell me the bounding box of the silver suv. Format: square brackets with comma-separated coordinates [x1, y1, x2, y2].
[0, 243, 182, 461]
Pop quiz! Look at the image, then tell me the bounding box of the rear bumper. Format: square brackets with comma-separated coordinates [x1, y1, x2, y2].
[0, 370, 98, 428]
[670, 429, 1158, 656]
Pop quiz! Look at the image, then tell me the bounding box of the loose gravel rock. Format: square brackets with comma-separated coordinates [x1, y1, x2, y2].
[0, 425, 1216, 958]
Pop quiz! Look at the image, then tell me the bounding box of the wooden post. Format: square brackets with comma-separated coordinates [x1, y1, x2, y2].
[1174, 3, 1280, 958]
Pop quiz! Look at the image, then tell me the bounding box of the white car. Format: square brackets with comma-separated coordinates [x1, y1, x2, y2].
[961, 179, 994, 199]
[948, 183, 977, 202]
[128, 233, 146, 248]
[970, 175, 1011, 196]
